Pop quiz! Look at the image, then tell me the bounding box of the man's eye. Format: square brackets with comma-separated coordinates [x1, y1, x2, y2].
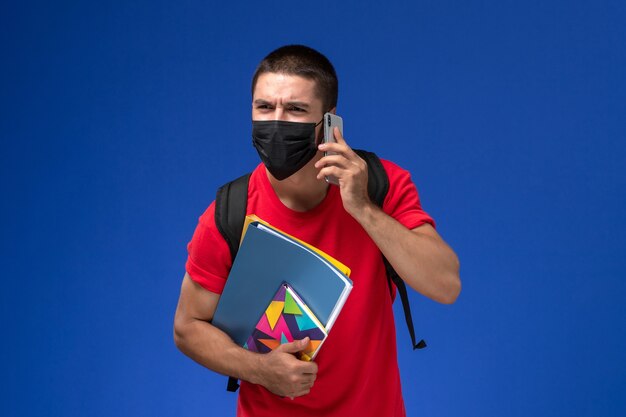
[288, 106, 306, 112]
[257, 104, 272, 110]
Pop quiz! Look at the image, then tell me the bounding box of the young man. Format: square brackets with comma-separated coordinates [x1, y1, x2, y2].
[174, 45, 461, 416]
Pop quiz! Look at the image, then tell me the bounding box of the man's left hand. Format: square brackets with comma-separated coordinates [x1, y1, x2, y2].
[315, 127, 372, 218]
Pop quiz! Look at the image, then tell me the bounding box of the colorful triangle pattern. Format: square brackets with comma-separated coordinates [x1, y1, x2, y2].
[295, 312, 318, 331]
[284, 291, 302, 315]
[265, 301, 284, 330]
[259, 338, 281, 350]
[244, 283, 327, 361]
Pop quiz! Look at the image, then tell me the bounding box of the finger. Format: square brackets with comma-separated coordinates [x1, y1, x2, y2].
[318, 140, 349, 156]
[303, 361, 318, 374]
[316, 165, 348, 182]
[300, 374, 317, 385]
[333, 126, 346, 145]
[299, 361, 318, 375]
[274, 337, 310, 354]
[314, 154, 350, 170]
[331, 127, 359, 160]
[318, 135, 359, 162]
[277, 337, 309, 353]
[293, 387, 312, 398]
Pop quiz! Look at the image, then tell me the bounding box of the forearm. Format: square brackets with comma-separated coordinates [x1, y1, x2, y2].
[173, 274, 318, 398]
[352, 203, 461, 304]
[174, 317, 263, 384]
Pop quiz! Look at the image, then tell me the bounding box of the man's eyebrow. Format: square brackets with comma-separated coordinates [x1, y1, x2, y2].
[252, 99, 311, 109]
[285, 101, 310, 109]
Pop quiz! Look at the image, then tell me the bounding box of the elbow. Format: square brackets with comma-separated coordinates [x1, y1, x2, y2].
[439, 275, 461, 304]
[173, 315, 189, 352]
[438, 258, 461, 304]
[173, 328, 184, 351]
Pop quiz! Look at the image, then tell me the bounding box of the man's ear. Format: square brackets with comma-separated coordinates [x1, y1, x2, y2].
[315, 123, 325, 145]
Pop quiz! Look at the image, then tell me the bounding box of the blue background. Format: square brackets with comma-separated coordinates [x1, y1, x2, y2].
[2, 1, 624, 416]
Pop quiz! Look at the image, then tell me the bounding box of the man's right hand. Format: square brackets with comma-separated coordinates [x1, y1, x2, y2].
[174, 275, 318, 399]
[254, 337, 319, 399]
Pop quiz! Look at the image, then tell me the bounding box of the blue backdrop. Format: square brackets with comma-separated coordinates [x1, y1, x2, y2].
[2, 1, 625, 416]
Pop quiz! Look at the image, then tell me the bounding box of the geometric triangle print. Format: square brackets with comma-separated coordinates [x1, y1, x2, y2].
[283, 291, 302, 315]
[259, 338, 281, 351]
[272, 315, 294, 341]
[273, 284, 287, 302]
[265, 301, 285, 330]
[248, 329, 275, 353]
[306, 339, 322, 353]
[295, 311, 318, 331]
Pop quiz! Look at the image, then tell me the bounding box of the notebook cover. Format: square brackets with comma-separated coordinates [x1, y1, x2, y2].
[212, 219, 352, 347]
[244, 283, 328, 361]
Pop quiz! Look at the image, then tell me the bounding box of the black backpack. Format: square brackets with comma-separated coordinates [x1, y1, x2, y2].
[215, 149, 426, 392]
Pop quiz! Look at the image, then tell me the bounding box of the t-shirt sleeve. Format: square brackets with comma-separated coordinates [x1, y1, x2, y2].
[381, 159, 436, 230]
[185, 201, 232, 294]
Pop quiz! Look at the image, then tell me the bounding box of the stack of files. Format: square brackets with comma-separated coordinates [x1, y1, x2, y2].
[212, 215, 353, 356]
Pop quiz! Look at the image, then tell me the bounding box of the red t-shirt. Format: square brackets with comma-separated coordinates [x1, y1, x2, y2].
[186, 159, 434, 417]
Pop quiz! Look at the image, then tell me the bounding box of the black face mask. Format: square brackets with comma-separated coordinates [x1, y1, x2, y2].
[252, 119, 322, 180]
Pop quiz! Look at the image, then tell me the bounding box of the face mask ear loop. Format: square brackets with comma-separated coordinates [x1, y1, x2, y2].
[314, 117, 325, 146]
[313, 112, 329, 145]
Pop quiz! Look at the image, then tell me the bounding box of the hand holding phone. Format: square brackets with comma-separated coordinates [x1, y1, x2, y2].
[323, 112, 343, 185]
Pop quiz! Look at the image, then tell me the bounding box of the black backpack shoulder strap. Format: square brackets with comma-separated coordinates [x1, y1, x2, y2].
[354, 150, 427, 351]
[215, 173, 252, 261]
[354, 149, 388, 206]
[214, 172, 251, 393]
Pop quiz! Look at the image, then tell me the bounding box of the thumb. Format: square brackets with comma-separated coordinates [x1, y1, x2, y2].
[274, 337, 310, 354]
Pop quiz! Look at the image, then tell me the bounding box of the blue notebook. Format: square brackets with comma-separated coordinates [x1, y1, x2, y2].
[212, 218, 353, 347]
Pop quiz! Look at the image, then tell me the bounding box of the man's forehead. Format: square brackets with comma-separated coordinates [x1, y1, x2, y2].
[253, 72, 320, 103]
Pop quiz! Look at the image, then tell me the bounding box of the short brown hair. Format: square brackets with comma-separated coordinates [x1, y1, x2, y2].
[251, 45, 338, 111]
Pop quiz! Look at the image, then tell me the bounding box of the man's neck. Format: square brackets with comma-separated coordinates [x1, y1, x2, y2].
[267, 152, 329, 212]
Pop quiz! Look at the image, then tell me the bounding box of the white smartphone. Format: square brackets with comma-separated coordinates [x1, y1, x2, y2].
[323, 112, 343, 185]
